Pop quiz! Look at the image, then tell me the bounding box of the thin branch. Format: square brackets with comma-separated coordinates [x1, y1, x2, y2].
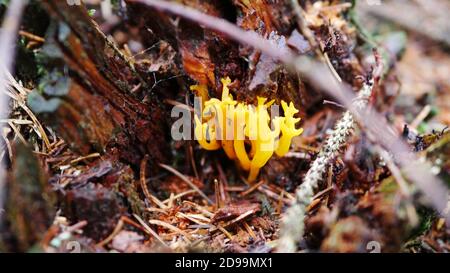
[0, 0, 28, 228]
[141, 156, 167, 209]
[133, 213, 168, 248]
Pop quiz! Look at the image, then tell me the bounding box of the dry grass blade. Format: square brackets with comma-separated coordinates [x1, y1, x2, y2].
[210, 209, 257, 233]
[18, 30, 45, 43]
[162, 190, 197, 205]
[141, 156, 167, 209]
[96, 218, 125, 248]
[148, 219, 191, 244]
[214, 179, 222, 210]
[183, 201, 214, 218]
[217, 226, 233, 241]
[240, 180, 265, 197]
[6, 78, 51, 149]
[70, 153, 101, 165]
[7, 120, 27, 145]
[221, 209, 256, 229]
[177, 212, 210, 224]
[132, 214, 168, 248]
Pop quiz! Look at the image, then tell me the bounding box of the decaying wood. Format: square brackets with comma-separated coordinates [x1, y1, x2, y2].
[127, 0, 244, 94]
[1, 143, 56, 252]
[127, 0, 308, 116]
[33, 1, 170, 169]
[42, 0, 148, 93]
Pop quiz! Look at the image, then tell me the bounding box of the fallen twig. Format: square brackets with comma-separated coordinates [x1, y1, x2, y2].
[148, 219, 191, 244]
[96, 218, 125, 248]
[132, 213, 168, 248]
[141, 156, 167, 209]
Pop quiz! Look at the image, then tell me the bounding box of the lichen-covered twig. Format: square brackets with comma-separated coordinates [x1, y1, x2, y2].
[276, 79, 374, 252]
[277, 49, 385, 252]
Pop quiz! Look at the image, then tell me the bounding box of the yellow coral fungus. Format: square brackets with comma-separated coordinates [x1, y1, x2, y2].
[193, 77, 303, 182]
[276, 101, 304, 157]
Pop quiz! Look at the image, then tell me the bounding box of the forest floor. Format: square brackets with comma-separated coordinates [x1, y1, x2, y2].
[0, 0, 449, 253]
